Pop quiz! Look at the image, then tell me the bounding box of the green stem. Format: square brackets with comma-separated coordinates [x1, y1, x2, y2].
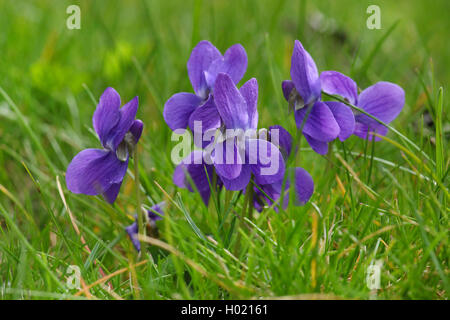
[242, 180, 253, 220]
[134, 147, 146, 255]
[327, 140, 335, 167]
[234, 181, 253, 256]
[247, 183, 254, 220]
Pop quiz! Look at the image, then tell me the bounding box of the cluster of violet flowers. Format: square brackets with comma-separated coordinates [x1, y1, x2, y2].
[163, 40, 314, 213]
[65, 40, 404, 252]
[282, 40, 405, 154]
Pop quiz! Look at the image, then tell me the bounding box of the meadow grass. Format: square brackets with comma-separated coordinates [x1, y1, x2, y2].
[0, 0, 448, 300]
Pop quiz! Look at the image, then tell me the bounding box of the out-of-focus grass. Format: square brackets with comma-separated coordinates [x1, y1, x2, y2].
[0, 0, 448, 299]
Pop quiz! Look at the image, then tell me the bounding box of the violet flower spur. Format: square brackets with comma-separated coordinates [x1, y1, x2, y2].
[125, 202, 165, 252]
[209, 73, 285, 191]
[163, 40, 247, 136]
[282, 40, 356, 155]
[252, 126, 314, 212]
[66, 87, 143, 204]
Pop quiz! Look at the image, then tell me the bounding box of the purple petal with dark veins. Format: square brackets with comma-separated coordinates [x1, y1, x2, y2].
[108, 96, 139, 151]
[353, 121, 388, 141]
[239, 78, 258, 130]
[357, 81, 405, 126]
[66, 148, 128, 197]
[93, 87, 121, 148]
[163, 92, 202, 131]
[294, 167, 314, 205]
[188, 95, 221, 135]
[214, 73, 249, 130]
[102, 181, 123, 204]
[247, 139, 285, 185]
[205, 44, 247, 88]
[212, 138, 242, 180]
[269, 125, 293, 159]
[187, 40, 222, 98]
[320, 71, 358, 105]
[294, 101, 339, 142]
[221, 165, 251, 191]
[325, 101, 355, 141]
[303, 133, 329, 155]
[290, 40, 321, 105]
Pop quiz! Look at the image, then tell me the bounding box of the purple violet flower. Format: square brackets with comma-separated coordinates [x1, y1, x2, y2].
[253, 126, 314, 211]
[66, 87, 143, 204]
[171, 74, 287, 203]
[163, 40, 247, 135]
[125, 202, 165, 252]
[253, 167, 314, 212]
[210, 73, 285, 191]
[282, 40, 356, 154]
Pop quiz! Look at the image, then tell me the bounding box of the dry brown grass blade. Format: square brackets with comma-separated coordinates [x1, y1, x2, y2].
[334, 153, 377, 200]
[56, 175, 113, 293]
[338, 224, 399, 258]
[74, 260, 149, 296]
[138, 235, 251, 297]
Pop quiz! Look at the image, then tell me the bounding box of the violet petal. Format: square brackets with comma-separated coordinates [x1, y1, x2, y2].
[220, 165, 251, 191]
[125, 222, 141, 252]
[281, 80, 296, 102]
[66, 148, 128, 197]
[163, 92, 202, 131]
[212, 138, 243, 180]
[239, 78, 259, 130]
[129, 119, 144, 144]
[214, 73, 249, 130]
[187, 40, 222, 97]
[303, 133, 329, 155]
[325, 101, 355, 141]
[290, 40, 321, 105]
[294, 101, 339, 142]
[357, 81, 405, 125]
[269, 125, 293, 159]
[247, 138, 286, 185]
[205, 44, 247, 88]
[93, 87, 121, 148]
[353, 121, 388, 141]
[188, 95, 221, 135]
[108, 96, 139, 151]
[320, 71, 358, 105]
[294, 167, 314, 205]
[102, 181, 123, 204]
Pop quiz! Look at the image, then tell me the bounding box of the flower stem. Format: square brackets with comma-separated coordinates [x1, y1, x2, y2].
[134, 146, 146, 255]
[246, 183, 254, 219]
[241, 182, 252, 220]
